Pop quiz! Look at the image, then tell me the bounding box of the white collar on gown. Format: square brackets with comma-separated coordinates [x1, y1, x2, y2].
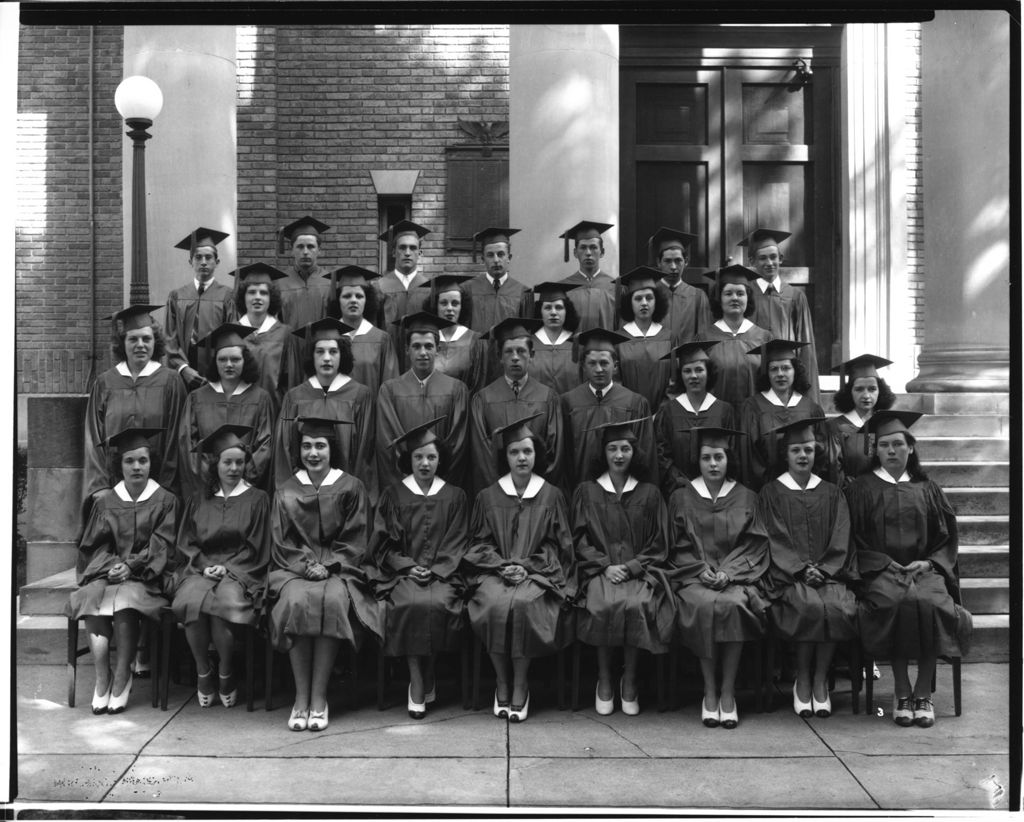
[215, 479, 252, 498]
[874, 467, 911, 484]
[691, 476, 736, 500]
[239, 315, 278, 333]
[622, 321, 663, 338]
[296, 468, 344, 487]
[402, 475, 447, 496]
[116, 360, 161, 379]
[676, 392, 717, 413]
[497, 473, 545, 499]
[596, 472, 639, 494]
[307, 374, 352, 391]
[762, 390, 803, 408]
[114, 478, 161, 502]
[778, 472, 822, 491]
[209, 381, 251, 396]
[713, 318, 753, 335]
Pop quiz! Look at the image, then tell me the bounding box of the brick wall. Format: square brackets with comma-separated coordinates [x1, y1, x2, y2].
[904, 23, 923, 351]
[235, 25, 510, 275]
[16, 25, 124, 393]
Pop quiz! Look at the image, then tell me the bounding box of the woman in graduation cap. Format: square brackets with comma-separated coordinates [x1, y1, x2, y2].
[368, 417, 470, 719]
[663, 427, 769, 729]
[571, 417, 669, 717]
[268, 416, 382, 732]
[232, 262, 301, 413]
[463, 414, 576, 722]
[845, 411, 972, 729]
[823, 354, 897, 490]
[171, 424, 270, 708]
[738, 338, 826, 492]
[274, 318, 378, 502]
[178, 323, 276, 497]
[701, 264, 773, 409]
[756, 417, 858, 719]
[654, 340, 736, 497]
[66, 427, 178, 715]
[528, 281, 583, 396]
[334, 265, 400, 397]
[615, 266, 680, 412]
[421, 273, 487, 394]
[83, 305, 188, 505]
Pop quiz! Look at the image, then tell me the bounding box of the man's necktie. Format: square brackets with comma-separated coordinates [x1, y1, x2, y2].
[189, 282, 207, 358]
[765, 284, 777, 296]
[492, 278, 501, 294]
[595, 388, 603, 403]
[511, 380, 520, 397]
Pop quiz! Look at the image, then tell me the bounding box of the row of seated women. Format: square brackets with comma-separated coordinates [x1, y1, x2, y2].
[68, 406, 972, 735]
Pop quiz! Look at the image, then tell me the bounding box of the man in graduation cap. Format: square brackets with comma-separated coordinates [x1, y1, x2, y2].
[464, 227, 530, 340]
[558, 220, 618, 332]
[738, 228, 819, 399]
[648, 226, 713, 342]
[376, 311, 470, 493]
[377, 220, 433, 369]
[559, 328, 657, 487]
[275, 215, 338, 331]
[164, 227, 237, 390]
[470, 317, 566, 495]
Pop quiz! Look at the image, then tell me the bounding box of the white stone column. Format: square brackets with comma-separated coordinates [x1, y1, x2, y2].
[509, 25, 619, 286]
[121, 27, 237, 309]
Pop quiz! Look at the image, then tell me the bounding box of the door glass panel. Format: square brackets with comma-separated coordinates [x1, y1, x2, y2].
[636, 162, 706, 267]
[637, 84, 708, 145]
[742, 163, 813, 266]
[742, 84, 811, 146]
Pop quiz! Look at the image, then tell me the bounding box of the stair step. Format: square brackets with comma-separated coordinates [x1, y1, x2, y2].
[915, 437, 1009, 461]
[959, 545, 1009, 578]
[16, 613, 68, 665]
[921, 393, 1011, 416]
[945, 487, 1009, 516]
[912, 415, 1010, 438]
[921, 461, 1010, 487]
[970, 614, 1010, 663]
[19, 567, 76, 616]
[955, 515, 1009, 545]
[960, 578, 1010, 615]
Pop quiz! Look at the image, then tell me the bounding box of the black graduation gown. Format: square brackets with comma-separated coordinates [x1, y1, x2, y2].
[659, 280, 713, 343]
[703, 321, 773, 410]
[277, 267, 337, 331]
[654, 393, 737, 497]
[164, 280, 236, 375]
[240, 316, 301, 415]
[823, 413, 876, 490]
[435, 326, 487, 395]
[559, 271, 618, 332]
[378, 270, 431, 371]
[738, 391, 826, 492]
[531, 331, 581, 397]
[346, 320, 400, 399]
[616, 322, 678, 412]
[749, 281, 820, 400]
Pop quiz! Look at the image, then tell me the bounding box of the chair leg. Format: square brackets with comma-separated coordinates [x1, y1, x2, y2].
[376, 646, 387, 711]
[556, 646, 567, 710]
[67, 617, 79, 708]
[245, 625, 255, 712]
[752, 640, 764, 714]
[159, 611, 174, 710]
[571, 641, 581, 711]
[952, 657, 962, 716]
[849, 641, 862, 715]
[472, 638, 482, 711]
[148, 619, 160, 709]
[264, 633, 275, 711]
[669, 645, 679, 710]
[460, 629, 471, 710]
[764, 635, 776, 712]
[864, 654, 874, 715]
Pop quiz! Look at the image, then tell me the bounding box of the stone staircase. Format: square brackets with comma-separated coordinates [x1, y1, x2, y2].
[17, 393, 1011, 663]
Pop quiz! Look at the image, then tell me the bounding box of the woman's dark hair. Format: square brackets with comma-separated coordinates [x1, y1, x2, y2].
[587, 440, 653, 484]
[234, 277, 283, 319]
[869, 430, 928, 480]
[339, 281, 380, 325]
[685, 444, 739, 483]
[204, 344, 261, 384]
[294, 430, 343, 472]
[422, 284, 473, 329]
[755, 357, 812, 394]
[618, 285, 669, 324]
[111, 322, 167, 364]
[498, 434, 547, 478]
[203, 444, 252, 498]
[109, 443, 159, 483]
[302, 333, 355, 378]
[709, 280, 756, 320]
[832, 376, 896, 414]
[397, 437, 451, 477]
[532, 294, 581, 333]
[674, 356, 719, 394]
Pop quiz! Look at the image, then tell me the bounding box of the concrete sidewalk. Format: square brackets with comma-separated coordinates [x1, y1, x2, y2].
[13, 655, 1013, 812]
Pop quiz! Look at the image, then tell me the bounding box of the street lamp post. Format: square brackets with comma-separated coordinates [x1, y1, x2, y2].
[114, 75, 163, 305]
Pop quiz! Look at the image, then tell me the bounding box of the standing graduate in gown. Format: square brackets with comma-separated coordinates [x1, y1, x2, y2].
[171, 425, 270, 709]
[231, 262, 300, 413]
[647, 226, 713, 343]
[274, 318, 378, 502]
[422, 273, 487, 394]
[823, 354, 897, 490]
[268, 417, 383, 732]
[83, 305, 187, 505]
[377, 220, 432, 371]
[334, 265, 400, 398]
[571, 419, 669, 717]
[274, 215, 338, 332]
[67, 427, 177, 716]
[369, 418, 469, 719]
[739, 338, 825, 491]
[557, 220, 618, 332]
[178, 323, 275, 496]
[655, 341, 735, 497]
[701, 264, 773, 409]
[464, 415, 576, 722]
[757, 418, 858, 719]
[616, 266, 679, 412]
[528, 281, 583, 397]
[845, 411, 972, 729]
[664, 427, 769, 730]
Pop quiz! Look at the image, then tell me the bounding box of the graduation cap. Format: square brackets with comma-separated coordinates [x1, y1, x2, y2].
[174, 227, 229, 256]
[576, 327, 630, 354]
[292, 318, 356, 341]
[559, 220, 613, 263]
[864, 410, 923, 438]
[659, 340, 720, 363]
[482, 317, 544, 343]
[585, 416, 649, 445]
[330, 265, 378, 288]
[492, 412, 543, 449]
[746, 338, 809, 370]
[110, 304, 163, 332]
[277, 216, 330, 255]
[430, 273, 476, 302]
[530, 281, 580, 305]
[378, 219, 430, 249]
[832, 354, 893, 384]
[737, 228, 791, 254]
[648, 227, 697, 265]
[104, 426, 163, 453]
[703, 264, 761, 287]
[193, 423, 253, 455]
[472, 226, 520, 262]
[228, 262, 288, 283]
[296, 416, 353, 438]
[387, 415, 447, 454]
[197, 322, 255, 350]
[392, 311, 453, 338]
[617, 266, 662, 295]
[689, 426, 747, 450]
[769, 415, 828, 445]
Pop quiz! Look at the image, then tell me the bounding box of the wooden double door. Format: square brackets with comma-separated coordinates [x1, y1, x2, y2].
[620, 26, 841, 370]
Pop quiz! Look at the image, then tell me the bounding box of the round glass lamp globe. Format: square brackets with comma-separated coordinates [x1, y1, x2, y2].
[115, 76, 164, 122]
